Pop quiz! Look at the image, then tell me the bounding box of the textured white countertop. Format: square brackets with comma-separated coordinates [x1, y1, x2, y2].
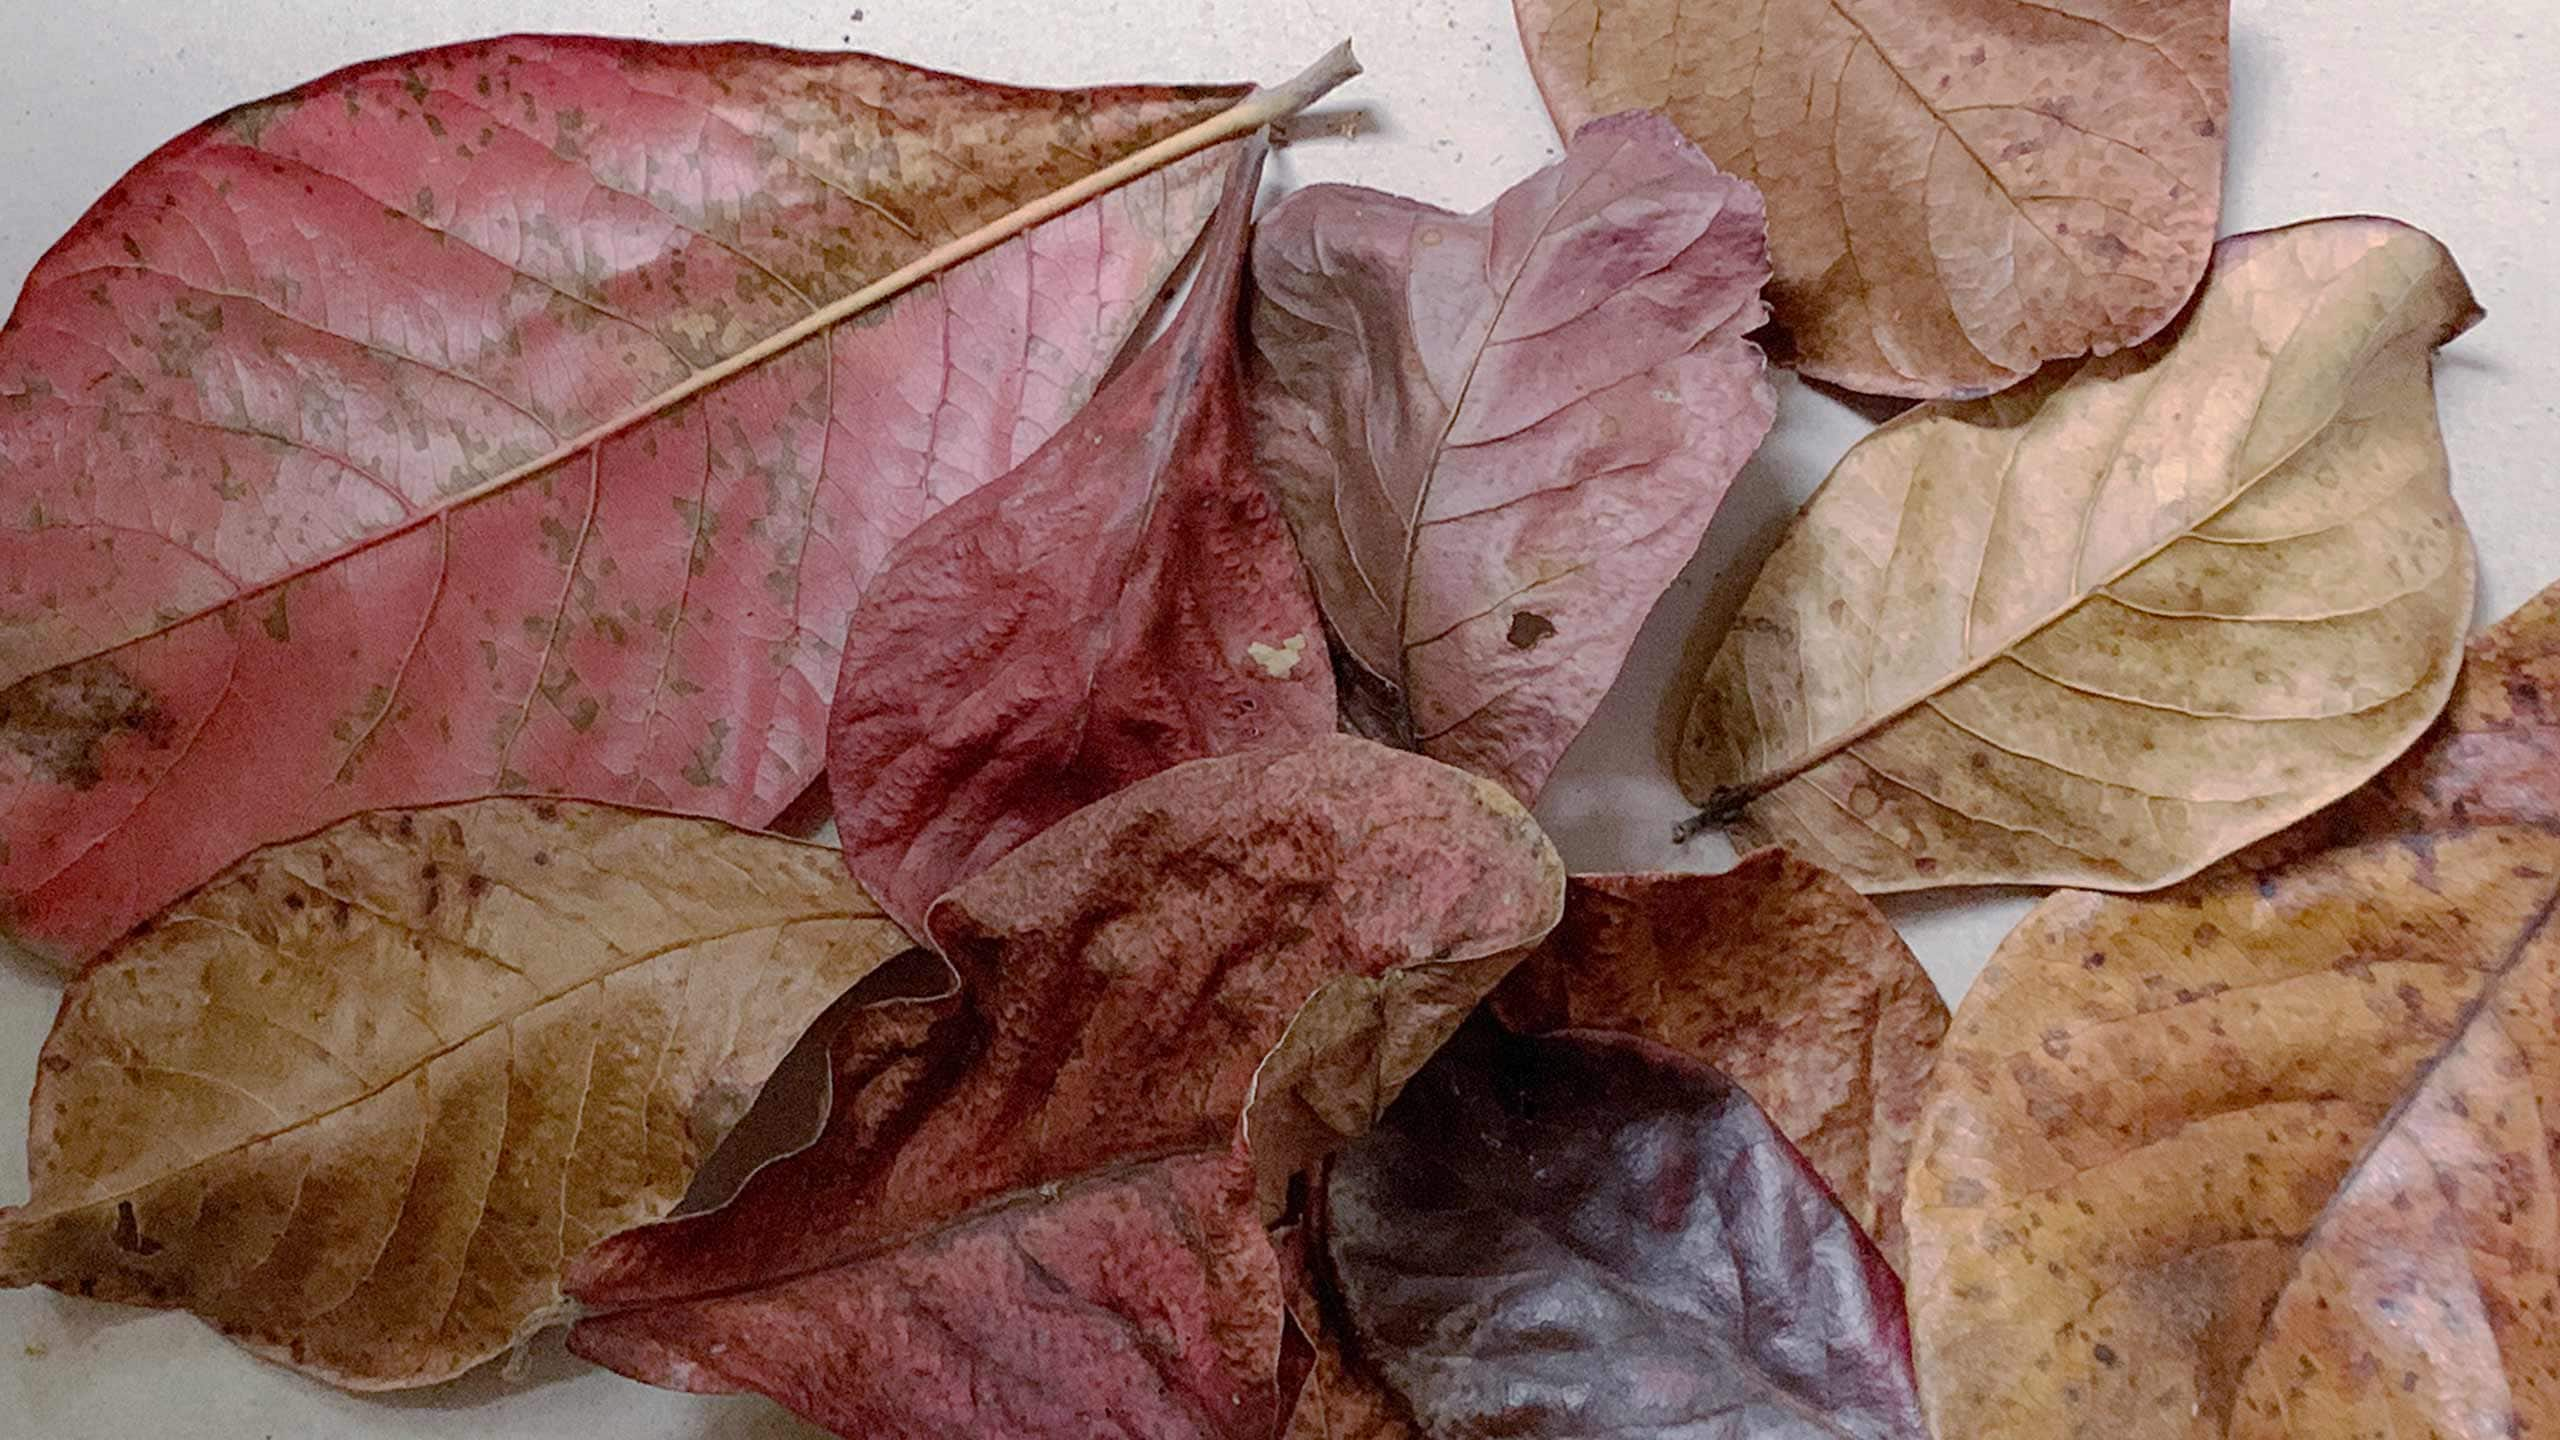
[0, 0, 2551, 1434]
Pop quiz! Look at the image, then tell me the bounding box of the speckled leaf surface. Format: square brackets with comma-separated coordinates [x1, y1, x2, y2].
[1327, 1020, 1930, 1439]
[1514, 0, 2228, 398]
[0, 800, 908, 1388]
[1906, 580, 2560, 1439]
[1678, 218, 2479, 893]
[564, 737, 1564, 1439]
[828, 138, 1335, 935]
[1493, 850, 1948, 1265]
[1250, 111, 1773, 803]
[0, 35, 1244, 964]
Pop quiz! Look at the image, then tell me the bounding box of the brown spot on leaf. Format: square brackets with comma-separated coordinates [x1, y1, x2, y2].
[0, 659, 172, 789]
[112, 1200, 164, 1256]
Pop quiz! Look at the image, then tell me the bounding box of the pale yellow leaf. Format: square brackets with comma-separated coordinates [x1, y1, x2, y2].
[0, 799, 909, 1389]
[1676, 217, 2480, 892]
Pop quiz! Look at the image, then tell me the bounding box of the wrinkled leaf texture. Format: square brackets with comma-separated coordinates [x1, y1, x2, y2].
[1328, 1018, 1930, 1439]
[1906, 580, 2560, 1440]
[1514, 0, 2228, 398]
[1251, 111, 1774, 803]
[828, 136, 1334, 934]
[1493, 849, 1947, 1265]
[0, 35, 1246, 963]
[565, 737, 1566, 1439]
[1679, 217, 2479, 893]
[0, 800, 907, 1388]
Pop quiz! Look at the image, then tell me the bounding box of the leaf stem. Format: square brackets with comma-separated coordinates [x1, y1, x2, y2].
[443, 42, 1361, 514]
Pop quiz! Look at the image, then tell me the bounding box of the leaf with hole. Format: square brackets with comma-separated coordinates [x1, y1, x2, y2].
[1250, 110, 1774, 803]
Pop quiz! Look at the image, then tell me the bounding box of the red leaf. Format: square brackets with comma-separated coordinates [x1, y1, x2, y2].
[0, 37, 1247, 962]
[1250, 111, 1775, 800]
[564, 736, 1564, 1439]
[827, 136, 1335, 933]
[1327, 1019, 1930, 1439]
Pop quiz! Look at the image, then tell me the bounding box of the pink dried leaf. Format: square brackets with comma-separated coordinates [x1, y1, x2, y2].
[0, 35, 1250, 962]
[827, 136, 1336, 934]
[1249, 111, 1776, 802]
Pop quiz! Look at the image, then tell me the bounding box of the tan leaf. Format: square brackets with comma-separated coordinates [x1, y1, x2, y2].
[1676, 217, 2480, 893]
[0, 800, 909, 1389]
[1491, 849, 1947, 1264]
[1512, 0, 2229, 397]
[1904, 579, 2560, 1439]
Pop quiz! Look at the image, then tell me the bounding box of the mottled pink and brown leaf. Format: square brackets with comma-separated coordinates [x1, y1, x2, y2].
[0, 36, 1247, 962]
[565, 737, 1564, 1438]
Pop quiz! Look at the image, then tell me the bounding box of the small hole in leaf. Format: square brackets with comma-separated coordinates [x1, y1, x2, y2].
[112, 1200, 163, 1256]
[1506, 612, 1557, 650]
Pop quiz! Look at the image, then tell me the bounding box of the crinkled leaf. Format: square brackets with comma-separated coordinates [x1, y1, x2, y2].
[1905, 580, 2560, 1440]
[1328, 1019, 1930, 1439]
[1514, 0, 2229, 398]
[828, 137, 1334, 934]
[1678, 218, 2479, 892]
[0, 36, 1252, 963]
[1492, 850, 1947, 1264]
[1251, 111, 1774, 803]
[0, 800, 908, 1388]
[565, 736, 1565, 1439]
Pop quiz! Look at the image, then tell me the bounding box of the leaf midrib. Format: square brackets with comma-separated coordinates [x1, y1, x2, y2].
[4, 82, 1279, 692]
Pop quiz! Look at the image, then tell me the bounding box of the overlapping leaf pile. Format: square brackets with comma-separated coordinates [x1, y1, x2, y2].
[0, 7, 2534, 1440]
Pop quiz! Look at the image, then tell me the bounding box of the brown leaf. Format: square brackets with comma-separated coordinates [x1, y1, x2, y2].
[1513, 0, 2229, 398]
[1492, 850, 1948, 1264]
[0, 800, 908, 1388]
[1251, 111, 1774, 803]
[1272, 1200, 1425, 1440]
[1904, 579, 2560, 1439]
[0, 37, 1359, 965]
[564, 736, 1565, 1438]
[1677, 217, 2481, 893]
[827, 136, 1335, 936]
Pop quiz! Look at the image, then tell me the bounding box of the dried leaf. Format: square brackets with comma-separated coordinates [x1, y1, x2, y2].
[1271, 1200, 1425, 1440]
[1492, 849, 1948, 1264]
[1328, 1019, 1930, 1439]
[0, 37, 1303, 964]
[1677, 217, 2480, 892]
[828, 137, 1335, 934]
[0, 800, 907, 1388]
[565, 736, 1565, 1438]
[1513, 0, 2229, 398]
[1904, 579, 2560, 1439]
[1285, 1313, 1422, 1440]
[1251, 111, 1774, 802]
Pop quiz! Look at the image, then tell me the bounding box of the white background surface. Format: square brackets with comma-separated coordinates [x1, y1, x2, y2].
[0, 0, 2551, 1434]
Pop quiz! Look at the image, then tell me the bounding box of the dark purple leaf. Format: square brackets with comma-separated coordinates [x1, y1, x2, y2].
[1327, 1020, 1929, 1439]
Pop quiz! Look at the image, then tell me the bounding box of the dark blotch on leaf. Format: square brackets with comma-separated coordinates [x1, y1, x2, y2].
[0, 658, 171, 790]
